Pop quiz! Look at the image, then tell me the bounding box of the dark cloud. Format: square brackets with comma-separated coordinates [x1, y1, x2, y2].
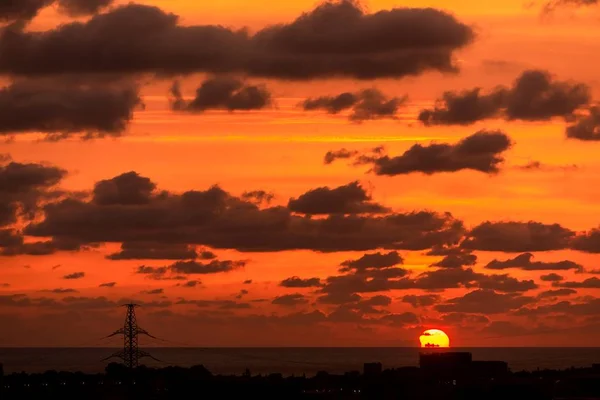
[515, 298, 600, 317]
[411, 268, 537, 293]
[107, 241, 198, 260]
[419, 70, 591, 125]
[401, 294, 440, 308]
[555, 277, 600, 288]
[0, 2, 474, 80]
[243, 279, 252, 284]
[26, 172, 465, 253]
[333, 131, 512, 176]
[280, 276, 322, 288]
[540, 273, 564, 282]
[302, 89, 407, 122]
[176, 298, 251, 310]
[0, 0, 52, 22]
[170, 78, 271, 113]
[0, 231, 87, 256]
[418, 87, 506, 126]
[340, 251, 403, 272]
[180, 280, 201, 288]
[63, 272, 84, 280]
[461, 221, 574, 252]
[566, 106, 600, 141]
[99, 282, 116, 287]
[272, 293, 308, 307]
[537, 288, 577, 299]
[0, 80, 140, 140]
[241, 191, 275, 206]
[92, 171, 155, 206]
[169, 260, 246, 274]
[41, 288, 78, 294]
[56, 0, 114, 17]
[378, 312, 419, 327]
[542, 0, 599, 12]
[435, 290, 535, 314]
[570, 227, 600, 253]
[0, 160, 66, 227]
[288, 181, 389, 215]
[440, 312, 489, 324]
[485, 253, 583, 272]
[0, 0, 113, 23]
[431, 252, 477, 269]
[141, 288, 164, 295]
[324, 149, 359, 165]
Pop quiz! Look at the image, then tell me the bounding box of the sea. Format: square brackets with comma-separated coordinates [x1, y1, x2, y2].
[1, 348, 599, 376]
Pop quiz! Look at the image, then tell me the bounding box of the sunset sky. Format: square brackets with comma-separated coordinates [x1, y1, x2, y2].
[2, 0, 600, 348]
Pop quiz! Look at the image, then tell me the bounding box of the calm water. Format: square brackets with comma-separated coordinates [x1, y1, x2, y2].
[1, 347, 599, 375]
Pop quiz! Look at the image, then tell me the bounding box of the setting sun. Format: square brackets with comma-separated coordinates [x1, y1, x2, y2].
[419, 329, 450, 348]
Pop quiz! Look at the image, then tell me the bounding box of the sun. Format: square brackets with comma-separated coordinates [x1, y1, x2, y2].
[419, 329, 450, 348]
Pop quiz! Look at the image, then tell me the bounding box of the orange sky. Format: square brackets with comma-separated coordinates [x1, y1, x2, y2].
[2, 0, 600, 348]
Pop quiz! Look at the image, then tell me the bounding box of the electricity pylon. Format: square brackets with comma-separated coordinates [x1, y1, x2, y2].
[104, 303, 159, 368]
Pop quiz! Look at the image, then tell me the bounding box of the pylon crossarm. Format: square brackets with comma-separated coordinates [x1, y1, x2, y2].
[138, 351, 162, 363]
[137, 328, 156, 339]
[105, 328, 125, 338]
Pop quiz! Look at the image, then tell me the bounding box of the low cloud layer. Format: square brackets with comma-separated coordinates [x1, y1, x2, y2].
[288, 181, 389, 215]
[0, 0, 113, 22]
[0, 1, 474, 80]
[419, 70, 590, 126]
[302, 89, 407, 122]
[326, 130, 512, 176]
[170, 78, 271, 113]
[0, 80, 141, 140]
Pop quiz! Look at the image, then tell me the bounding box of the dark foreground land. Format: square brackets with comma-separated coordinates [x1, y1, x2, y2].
[2, 358, 600, 400]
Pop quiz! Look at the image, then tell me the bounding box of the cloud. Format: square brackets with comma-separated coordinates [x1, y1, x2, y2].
[180, 280, 201, 288]
[272, 293, 308, 307]
[170, 260, 246, 274]
[63, 272, 84, 280]
[0, 0, 113, 22]
[485, 253, 583, 272]
[515, 298, 600, 317]
[141, 288, 164, 295]
[324, 149, 360, 165]
[402, 294, 440, 308]
[106, 241, 198, 260]
[537, 288, 577, 299]
[170, 77, 271, 113]
[302, 89, 407, 122]
[56, 0, 114, 17]
[431, 252, 477, 269]
[25, 173, 464, 253]
[241, 191, 275, 206]
[419, 70, 591, 125]
[328, 131, 512, 176]
[280, 276, 322, 288]
[566, 107, 600, 141]
[99, 282, 116, 287]
[41, 288, 78, 294]
[0, 79, 141, 140]
[540, 274, 564, 283]
[0, 2, 474, 80]
[555, 277, 600, 288]
[435, 290, 535, 314]
[461, 221, 574, 252]
[340, 251, 403, 272]
[176, 298, 251, 310]
[0, 159, 66, 226]
[440, 313, 489, 324]
[288, 181, 389, 215]
[542, 0, 599, 13]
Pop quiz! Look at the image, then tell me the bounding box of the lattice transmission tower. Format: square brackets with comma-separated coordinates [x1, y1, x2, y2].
[104, 303, 159, 368]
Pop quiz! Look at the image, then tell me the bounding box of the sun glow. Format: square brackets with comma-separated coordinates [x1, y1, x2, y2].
[419, 329, 450, 348]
